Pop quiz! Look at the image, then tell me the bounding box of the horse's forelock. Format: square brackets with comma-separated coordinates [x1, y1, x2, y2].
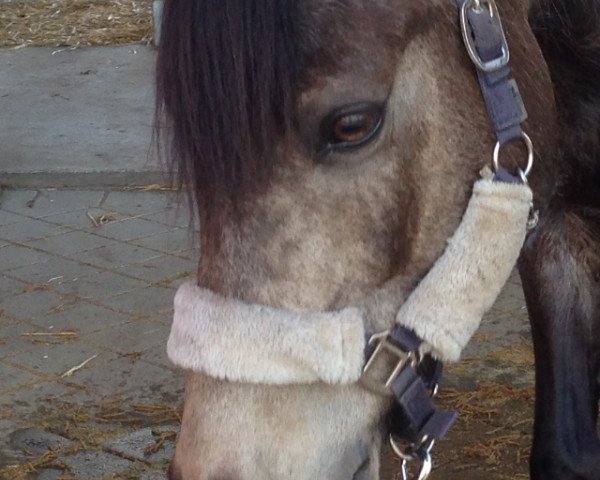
[155, 0, 302, 243]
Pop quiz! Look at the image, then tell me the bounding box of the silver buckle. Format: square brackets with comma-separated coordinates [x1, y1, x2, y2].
[460, 0, 510, 72]
[360, 331, 417, 396]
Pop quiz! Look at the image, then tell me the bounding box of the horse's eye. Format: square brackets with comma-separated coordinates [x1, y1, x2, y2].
[333, 113, 377, 143]
[319, 103, 383, 155]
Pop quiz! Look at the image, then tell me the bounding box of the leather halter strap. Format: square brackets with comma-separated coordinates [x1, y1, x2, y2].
[458, 0, 528, 145]
[384, 327, 457, 443]
[368, 2, 534, 475]
[457, 0, 532, 184]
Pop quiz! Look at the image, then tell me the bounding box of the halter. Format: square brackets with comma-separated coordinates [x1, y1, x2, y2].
[167, 1, 536, 479]
[458, 0, 533, 183]
[380, 1, 536, 477]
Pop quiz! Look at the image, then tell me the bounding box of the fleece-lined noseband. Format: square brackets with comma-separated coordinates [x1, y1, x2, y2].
[167, 1, 536, 478]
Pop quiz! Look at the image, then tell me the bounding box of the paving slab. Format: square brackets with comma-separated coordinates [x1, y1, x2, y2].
[61, 450, 134, 478]
[115, 254, 193, 283]
[0, 46, 161, 188]
[53, 270, 147, 299]
[0, 191, 38, 215]
[102, 191, 176, 217]
[7, 341, 103, 378]
[7, 428, 75, 457]
[138, 341, 173, 370]
[36, 469, 67, 480]
[0, 362, 42, 392]
[71, 242, 161, 269]
[0, 244, 53, 272]
[0, 218, 71, 244]
[103, 425, 178, 464]
[28, 230, 116, 256]
[0, 289, 69, 322]
[0, 189, 187, 479]
[0, 383, 98, 429]
[41, 207, 120, 230]
[5, 256, 101, 284]
[0, 274, 26, 295]
[65, 351, 180, 400]
[0, 209, 31, 227]
[38, 302, 131, 334]
[0, 421, 32, 468]
[139, 207, 194, 229]
[108, 285, 175, 316]
[0, 322, 47, 360]
[90, 216, 172, 242]
[83, 321, 169, 355]
[0, 191, 105, 218]
[0, 315, 17, 330]
[141, 471, 169, 480]
[130, 229, 193, 257]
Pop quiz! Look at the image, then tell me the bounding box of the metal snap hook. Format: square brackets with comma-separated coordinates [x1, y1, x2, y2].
[390, 435, 435, 480]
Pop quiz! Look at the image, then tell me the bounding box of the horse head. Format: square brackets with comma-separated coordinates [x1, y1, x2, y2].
[155, 0, 566, 478]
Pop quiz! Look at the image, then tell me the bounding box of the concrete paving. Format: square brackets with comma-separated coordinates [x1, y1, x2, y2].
[0, 46, 160, 188]
[0, 188, 195, 479]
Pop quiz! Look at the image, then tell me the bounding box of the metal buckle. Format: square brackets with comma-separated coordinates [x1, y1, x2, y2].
[460, 0, 510, 72]
[360, 331, 417, 396]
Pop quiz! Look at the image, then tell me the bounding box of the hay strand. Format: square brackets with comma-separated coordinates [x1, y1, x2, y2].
[0, 0, 153, 48]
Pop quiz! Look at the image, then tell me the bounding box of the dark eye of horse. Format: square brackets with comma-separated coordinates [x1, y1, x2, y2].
[319, 103, 383, 156]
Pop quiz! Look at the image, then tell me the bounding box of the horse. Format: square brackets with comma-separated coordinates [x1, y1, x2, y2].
[154, 0, 600, 478]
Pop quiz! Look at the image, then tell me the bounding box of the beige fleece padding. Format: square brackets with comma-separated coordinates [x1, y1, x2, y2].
[167, 283, 366, 385]
[167, 177, 532, 384]
[396, 177, 532, 362]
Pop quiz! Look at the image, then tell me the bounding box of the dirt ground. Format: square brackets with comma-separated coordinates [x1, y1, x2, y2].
[395, 352, 535, 479]
[378, 340, 536, 479]
[0, 0, 152, 48]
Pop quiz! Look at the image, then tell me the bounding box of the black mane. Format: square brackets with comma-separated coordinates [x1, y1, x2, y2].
[530, 0, 600, 205]
[155, 0, 300, 231]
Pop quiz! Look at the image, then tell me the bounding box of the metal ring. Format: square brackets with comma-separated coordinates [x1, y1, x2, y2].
[390, 435, 417, 461]
[493, 131, 534, 181]
[389, 435, 436, 460]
